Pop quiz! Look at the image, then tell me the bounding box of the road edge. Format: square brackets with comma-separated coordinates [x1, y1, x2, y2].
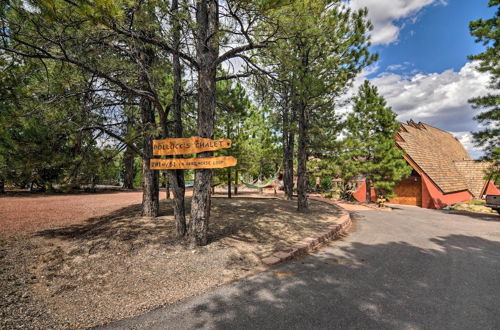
[261, 196, 352, 266]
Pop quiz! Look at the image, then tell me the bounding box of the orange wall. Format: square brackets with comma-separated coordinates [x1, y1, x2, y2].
[420, 174, 472, 209]
[352, 181, 376, 203]
[421, 176, 432, 208]
[352, 181, 365, 202]
[485, 181, 500, 196]
[354, 173, 475, 209]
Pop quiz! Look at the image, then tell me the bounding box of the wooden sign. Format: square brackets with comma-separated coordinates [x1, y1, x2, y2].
[150, 156, 237, 170]
[153, 136, 232, 156]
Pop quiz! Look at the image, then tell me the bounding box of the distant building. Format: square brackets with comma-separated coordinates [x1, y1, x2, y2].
[353, 120, 499, 208]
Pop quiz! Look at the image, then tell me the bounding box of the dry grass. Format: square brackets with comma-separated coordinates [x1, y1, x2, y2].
[451, 201, 496, 214]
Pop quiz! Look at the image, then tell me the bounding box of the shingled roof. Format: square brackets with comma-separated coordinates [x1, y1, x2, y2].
[396, 120, 489, 196]
[453, 160, 491, 197]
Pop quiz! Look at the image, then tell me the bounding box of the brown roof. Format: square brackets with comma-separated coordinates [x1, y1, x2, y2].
[396, 121, 489, 195]
[453, 160, 491, 197]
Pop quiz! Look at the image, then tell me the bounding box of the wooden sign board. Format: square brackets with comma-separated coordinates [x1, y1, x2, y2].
[150, 156, 237, 170]
[153, 136, 232, 156]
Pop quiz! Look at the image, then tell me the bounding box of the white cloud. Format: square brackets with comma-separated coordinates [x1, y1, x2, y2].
[364, 62, 491, 158]
[453, 132, 483, 159]
[349, 0, 445, 44]
[386, 64, 405, 71]
[386, 62, 414, 72]
[370, 62, 489, 129]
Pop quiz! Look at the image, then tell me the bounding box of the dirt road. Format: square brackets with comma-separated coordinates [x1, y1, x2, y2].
[0, 191, 143, 238]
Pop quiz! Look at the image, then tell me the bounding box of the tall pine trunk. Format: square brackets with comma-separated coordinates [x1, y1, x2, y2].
[170, 170, 186, 236]
[139, 50, 159, 217]
[282, 87, 295, 200]
[234, 169, 238, 195]
[297, 100, 308, 211]
[122, 146, 135, 189]
[227, 167, 232, 198]
[163, 172, 170, 199]
[190, 0, 218, 245]
[365, 179, 372, 203]
[296, 48, 310, 212]
[283, 131, 294, 200]
[169, 0, 187, 237]
[140, 95, 160, 217]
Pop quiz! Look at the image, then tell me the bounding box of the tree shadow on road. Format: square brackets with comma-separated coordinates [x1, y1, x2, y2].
[107, 234, 500, 330]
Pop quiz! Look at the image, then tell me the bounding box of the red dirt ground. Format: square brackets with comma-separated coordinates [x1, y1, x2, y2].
[0, 189, 333, 238]
[0, 191, 144, 238]
[0, 189, 279, 238]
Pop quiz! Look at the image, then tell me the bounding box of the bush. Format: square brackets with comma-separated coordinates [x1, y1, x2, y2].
[322, 192, 333, 198]
[308, 176, 317, 190]
[466, 199, 485, 205]
[320, 177, 332, 191]
[339, 185, 354, 201]
[59, 183, 80, 193]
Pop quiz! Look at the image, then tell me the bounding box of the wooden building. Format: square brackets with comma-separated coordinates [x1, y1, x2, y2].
[353, 120, 499, 208]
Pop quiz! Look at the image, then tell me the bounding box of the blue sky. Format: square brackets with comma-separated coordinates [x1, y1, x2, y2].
[373, 0, 495, 75]
[349, 0, 496, 158]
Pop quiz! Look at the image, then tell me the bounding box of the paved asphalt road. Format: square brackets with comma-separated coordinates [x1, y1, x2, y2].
[100, 205, 500, 330]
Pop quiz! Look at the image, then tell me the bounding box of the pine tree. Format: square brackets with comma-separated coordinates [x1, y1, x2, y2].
[214, 79, 253, 198]
[258, 0, 376, 211]
[344, 81, 412, 200]
[468, 0, 499, 179]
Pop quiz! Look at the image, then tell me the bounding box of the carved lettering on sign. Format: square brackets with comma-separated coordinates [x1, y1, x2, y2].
[150, 156, 237, 170]
[152, 136, 232, 156]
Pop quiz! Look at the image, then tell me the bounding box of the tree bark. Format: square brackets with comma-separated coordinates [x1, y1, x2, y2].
[190, 0, 218, 246]
[163, 172, 170, 199]
[365, 179, 372, 203]
[234, 169, 238, 195]
[0, 177, 4, 194]
[227, 167, 232, 198]
[140, 94, 160, 217]
[282, 86, 295, 200]
[122, 146, 135, 189]
[283, 131, 294, 200]
[297, 100, 308, 211]
[169, 170, 186, 236]
[142, 159, 159, 216]
[139, 48, 159, 217]
[168, 0, 187, 237]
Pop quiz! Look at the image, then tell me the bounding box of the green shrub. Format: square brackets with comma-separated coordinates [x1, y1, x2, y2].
[320, 177, 332, 191]
[59, 183, 80, 193]
[308, 176, 316, 189]
[466, 200, 485, 205]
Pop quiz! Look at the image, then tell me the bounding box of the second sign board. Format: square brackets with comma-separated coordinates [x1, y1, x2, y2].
[150, 156, 237, 170]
